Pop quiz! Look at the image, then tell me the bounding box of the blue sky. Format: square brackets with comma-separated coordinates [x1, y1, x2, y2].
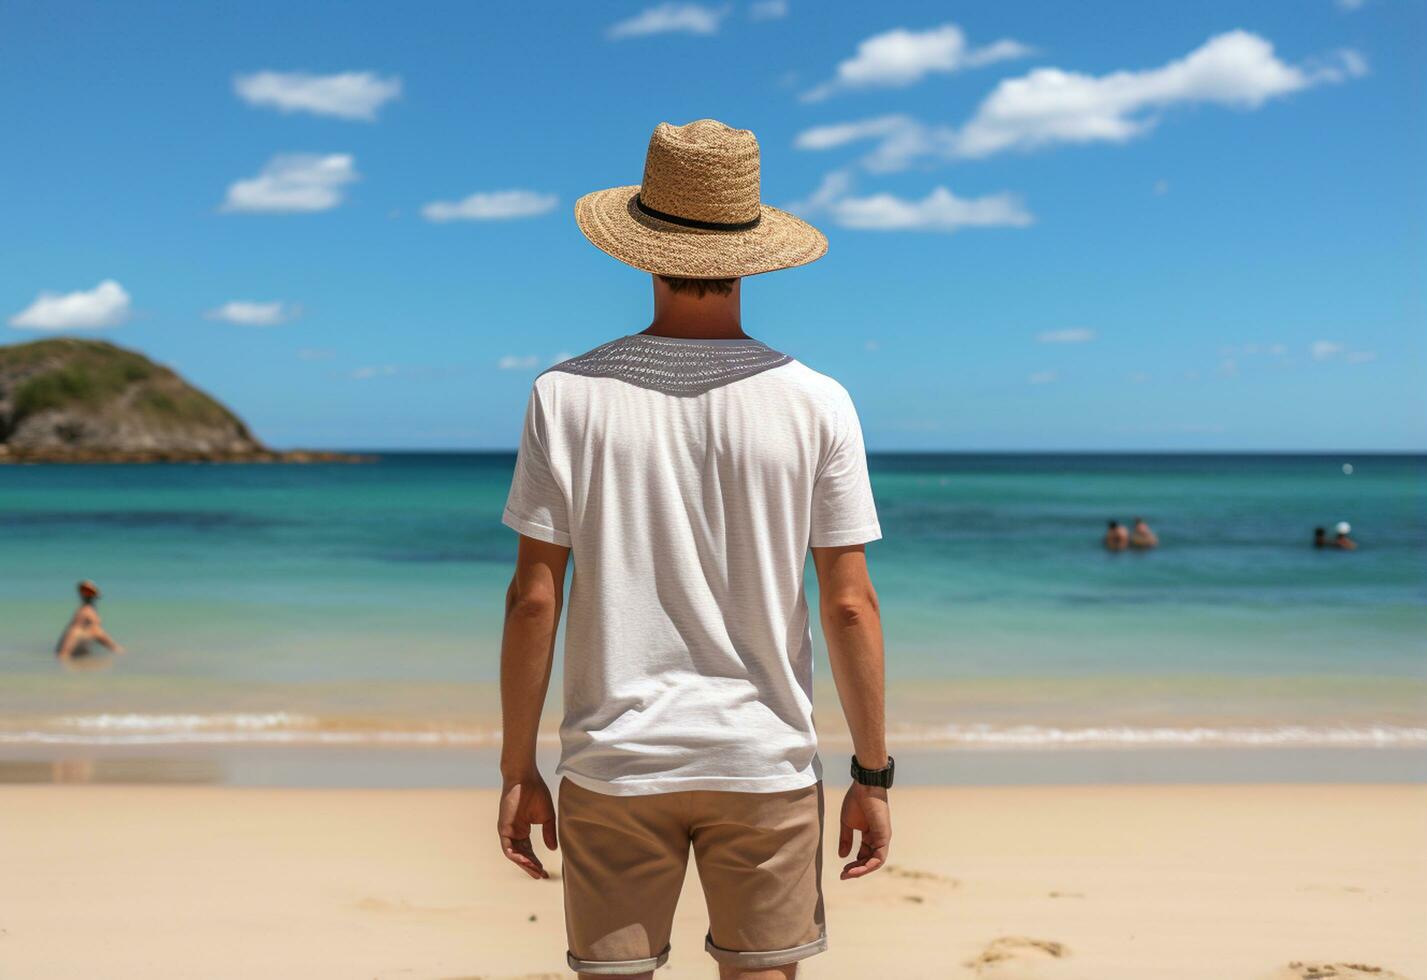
[2, 0, 1422, 450]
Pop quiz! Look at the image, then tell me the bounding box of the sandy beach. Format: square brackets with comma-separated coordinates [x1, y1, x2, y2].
[1, 783, 1422, 979]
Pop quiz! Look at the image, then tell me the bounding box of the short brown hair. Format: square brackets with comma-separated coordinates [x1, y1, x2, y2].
[658, 276, 736, 298]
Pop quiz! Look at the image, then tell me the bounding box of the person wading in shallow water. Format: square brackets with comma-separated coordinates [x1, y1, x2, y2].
[495, 119, 890, 979]
[55, 580, 125, 664]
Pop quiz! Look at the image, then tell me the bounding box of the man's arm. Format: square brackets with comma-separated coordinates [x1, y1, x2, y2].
[811, 543, 890, 880]
[497, 534, 570, 880]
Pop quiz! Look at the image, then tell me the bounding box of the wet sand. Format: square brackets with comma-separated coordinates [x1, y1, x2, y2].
[1, 783, 1422, 978]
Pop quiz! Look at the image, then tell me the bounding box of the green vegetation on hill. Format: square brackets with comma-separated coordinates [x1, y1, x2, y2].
[4, 339, 244, 430]
[0, 337, 257, 456]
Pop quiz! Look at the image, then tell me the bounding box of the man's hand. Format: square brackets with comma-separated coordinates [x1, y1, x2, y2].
[838, 782, 890, 880]
[497, 775, 558, 880]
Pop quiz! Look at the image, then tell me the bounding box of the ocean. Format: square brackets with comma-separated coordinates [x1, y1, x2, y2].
[2, 453, 1423, 784]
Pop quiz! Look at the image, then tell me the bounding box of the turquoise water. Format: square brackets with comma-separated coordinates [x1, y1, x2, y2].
[1, 453, 1424, 752]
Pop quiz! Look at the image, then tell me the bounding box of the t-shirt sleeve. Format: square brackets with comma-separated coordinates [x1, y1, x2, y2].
[502, 386, 572, 548]
[810, 391, 881, 548]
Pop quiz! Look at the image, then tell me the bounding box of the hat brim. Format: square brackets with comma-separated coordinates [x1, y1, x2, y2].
[575, 186, 828, 279]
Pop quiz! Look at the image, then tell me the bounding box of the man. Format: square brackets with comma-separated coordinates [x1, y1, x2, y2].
[497, 120, 890, 979]
[1333, 521, 1358, 550]
[1104, 520, 1129, 552]
[1129, 516, 1159, 550]
[1313, 526, 1328, 549]
[55, 580, 124, 663]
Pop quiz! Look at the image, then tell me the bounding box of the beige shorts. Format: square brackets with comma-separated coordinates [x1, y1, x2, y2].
[557, 777, 827, 975]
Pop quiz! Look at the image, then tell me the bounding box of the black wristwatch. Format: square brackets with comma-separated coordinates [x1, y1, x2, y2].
[850, 754, 895, 789]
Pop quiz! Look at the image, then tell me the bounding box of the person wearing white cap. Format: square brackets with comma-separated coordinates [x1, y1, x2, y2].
[1334, 521, 1358, 550]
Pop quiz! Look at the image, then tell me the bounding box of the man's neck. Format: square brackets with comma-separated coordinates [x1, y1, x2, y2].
[644, 277, 745, 340]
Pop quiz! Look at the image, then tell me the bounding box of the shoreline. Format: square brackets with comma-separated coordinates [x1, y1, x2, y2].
[3, 742, 1423, 788]
[2, 783, 1422, 978]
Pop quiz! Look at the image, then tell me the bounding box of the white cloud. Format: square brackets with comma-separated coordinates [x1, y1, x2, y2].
[234, 71, 401, 121]
[956, 31, 1365, 158]
[297, 348, 334, 361]
[795, 171, 1033, 233]
[795, 116, 911, 152]
[498, 354, 540, 371]
[421, 190, 559, 223]
[1037, 328, 1096, 344]
[1313, 341, 1378, 364]
[1153, 179, 1170, 195]
[794, 116, 950, 173]
[350, 364, 399, 380]
[833, 187, 1032, 232]
[802, 23, 1031, 102]
[749, 0, 787, 19]
[1028, 370, 1058, 385]
[204, 300, 299, 326]
[1337, 0, 1367, 10]
[608, 3, 728, 39]
[796, 31, 1366, 169]
[1129, 371, 1151, 384]
[222, 154, 358, 213]
[8, 279, 131, 330]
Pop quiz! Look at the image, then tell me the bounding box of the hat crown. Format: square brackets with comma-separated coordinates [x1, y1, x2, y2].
[640, 120, 761, 226]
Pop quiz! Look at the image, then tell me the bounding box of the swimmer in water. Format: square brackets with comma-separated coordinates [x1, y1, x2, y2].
[1313, 526, 1328, 549]
[1104, 520, 1129, 552]
[1333, 521, 1358, 551]
[1129, 516, 1159, 550]
[55, 580, 125, 664]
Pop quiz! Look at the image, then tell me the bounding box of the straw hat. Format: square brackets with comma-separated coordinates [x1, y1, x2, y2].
[575, 119, 827, 279]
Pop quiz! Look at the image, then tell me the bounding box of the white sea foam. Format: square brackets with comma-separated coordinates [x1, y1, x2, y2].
[0, 713, 506, 746]
[890, 723, 1427, 748]
[1, 714, 1424, 749]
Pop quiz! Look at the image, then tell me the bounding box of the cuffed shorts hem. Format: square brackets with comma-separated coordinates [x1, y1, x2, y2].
[704, 930, 828, 968]
[566, 943, 670, 975]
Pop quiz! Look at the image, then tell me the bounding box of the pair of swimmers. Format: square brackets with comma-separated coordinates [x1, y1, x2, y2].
[1105, 517, 1157, 552]
[1314, 523, 1358, 550]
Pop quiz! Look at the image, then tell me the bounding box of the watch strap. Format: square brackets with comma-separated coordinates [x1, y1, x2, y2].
[850, 754, 895, 788]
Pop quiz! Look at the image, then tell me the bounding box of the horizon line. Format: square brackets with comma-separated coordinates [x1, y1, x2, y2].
[272, 447, 1427, 457]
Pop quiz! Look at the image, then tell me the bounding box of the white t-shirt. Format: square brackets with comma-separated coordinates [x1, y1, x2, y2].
[503, 333, 880, 796]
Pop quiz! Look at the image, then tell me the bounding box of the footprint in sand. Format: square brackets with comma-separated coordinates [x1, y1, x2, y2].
[967, 936, 1069, 979]
[1272, 964, 1406, 980]
[882, 865, 958, 908]
[884, 864, 958, 886]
